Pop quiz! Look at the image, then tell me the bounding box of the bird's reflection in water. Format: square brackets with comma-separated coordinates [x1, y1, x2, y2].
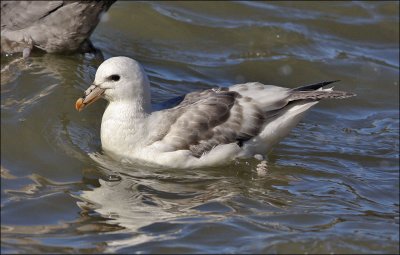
[76, 152, 291, 252]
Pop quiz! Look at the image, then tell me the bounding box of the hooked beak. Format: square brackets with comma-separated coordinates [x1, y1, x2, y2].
[75, 84, 105, 111]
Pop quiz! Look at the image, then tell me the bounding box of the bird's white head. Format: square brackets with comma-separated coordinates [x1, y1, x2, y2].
[94, 56, 150, 102]
[76, 56, 151, 112]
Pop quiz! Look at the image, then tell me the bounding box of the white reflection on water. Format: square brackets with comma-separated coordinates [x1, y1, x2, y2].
[77, 153, 237, 252]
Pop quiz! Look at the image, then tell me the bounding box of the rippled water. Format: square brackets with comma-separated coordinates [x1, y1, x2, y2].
[1, 1, 399, 254]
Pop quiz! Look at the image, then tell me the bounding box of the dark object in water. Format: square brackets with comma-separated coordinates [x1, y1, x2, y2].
[1, 1, 115, 57]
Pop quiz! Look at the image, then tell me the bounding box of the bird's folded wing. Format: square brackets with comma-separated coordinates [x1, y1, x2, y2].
[149, 88, 265, 157]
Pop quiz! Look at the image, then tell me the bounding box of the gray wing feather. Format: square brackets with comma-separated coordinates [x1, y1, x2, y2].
[153, 88, 265, 157]
[151, 81, 355, 158]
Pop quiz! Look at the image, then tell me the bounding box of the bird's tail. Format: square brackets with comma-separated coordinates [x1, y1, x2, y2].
[289, 80, 356, 101]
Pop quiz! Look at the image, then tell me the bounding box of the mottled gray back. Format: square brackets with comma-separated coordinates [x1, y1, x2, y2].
[149, 81, 355, 157]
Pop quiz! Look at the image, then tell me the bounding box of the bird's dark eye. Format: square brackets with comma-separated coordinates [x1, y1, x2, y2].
[109, 75, 120, 81]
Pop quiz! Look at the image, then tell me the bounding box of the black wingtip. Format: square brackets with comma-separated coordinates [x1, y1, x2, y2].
[293, 80, 341, 91]
[322, 80, 341, 85]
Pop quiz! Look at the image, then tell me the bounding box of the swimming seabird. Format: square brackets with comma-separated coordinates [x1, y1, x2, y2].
[76, 56, 355, 168]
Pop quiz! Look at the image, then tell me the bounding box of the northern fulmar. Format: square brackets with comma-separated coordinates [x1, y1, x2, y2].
[76, 56, 355, 169]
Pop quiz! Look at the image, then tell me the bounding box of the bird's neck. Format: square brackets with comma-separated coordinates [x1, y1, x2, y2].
[103, 99, 151, 123]
[100, 99, 151, 156]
